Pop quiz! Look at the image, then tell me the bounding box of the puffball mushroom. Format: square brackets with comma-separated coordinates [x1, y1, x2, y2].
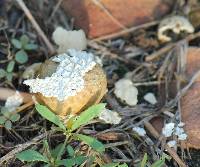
[24, 49, 107, 116]
[52, 27, 87, 53]
[114, 78, 138, 106]
[158, 15, 194, 42]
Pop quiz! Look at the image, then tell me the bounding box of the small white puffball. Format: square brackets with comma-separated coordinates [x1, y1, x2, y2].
[114, 78, 138, 106]
[167, 140, 177, 148]
[52, 27, 87, 53]
[144, 92, 157, 105]
[132, 127, 146, 136]
[174, 126, 187, 140]
[162, 123, 175, 137]
[5, 91, 23, 112]
[99, 109, 121, 124]
[158, 15, 194, 42]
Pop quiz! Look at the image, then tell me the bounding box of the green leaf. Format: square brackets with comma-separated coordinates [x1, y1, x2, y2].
[10, 113, 20, 122]
[6, 61, 15, 73]
[101, 163, 119, 167]
[15, 50, 28, 64]
[102, 163, 128, 167]
[118, 164, 128, 167]
[0, 116, 6, 124]
[51, 143, 64, 159]
[6, 72, 13, 81]
[2, 110, 11, 118]
[75, 134, 105, 153]
[1, 107, 9, 114]
[11, 39, 22, 49]
[56, 156, 87, 167]
[35, 104, 66, 130]
[16, 149, 49, 163]
[43, 140, 52, 159]
[141, 153, 148, 167]
[24, 43, 38, 50]
[66, 145, 74, 157]
[0, 69, 6, 78]
[20, 35, 29, 46]
[71, 103, 106, 131]
[4, 120, 12, 129]
[56, 139, 67, 161]
[151, 158, 165, 167]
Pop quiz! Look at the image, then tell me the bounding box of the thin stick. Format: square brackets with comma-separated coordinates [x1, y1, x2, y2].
[144, 122, 187, 167]
[146, 31, 200, 62]
[48, 0, 63, 23]
[15, 0, 55, 55]
[92, 21, 158, 41]
[0, 132, 48, 164]
[16, 101, 34, 113]
[92, 0, 127, 30]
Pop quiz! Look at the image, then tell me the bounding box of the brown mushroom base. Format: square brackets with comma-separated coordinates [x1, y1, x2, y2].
[35, 65, 107, 116]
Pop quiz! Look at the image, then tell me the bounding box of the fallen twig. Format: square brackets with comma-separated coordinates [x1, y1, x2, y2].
[92, 21, 158, 41]
[0, 131, 50, 165]
[146, 31, 200, 62]
[16, 0, 55, 55]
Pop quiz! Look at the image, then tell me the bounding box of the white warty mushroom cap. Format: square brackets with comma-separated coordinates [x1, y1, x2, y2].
[24, 49, 96, 101]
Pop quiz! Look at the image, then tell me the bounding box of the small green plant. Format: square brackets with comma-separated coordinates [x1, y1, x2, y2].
[0, 107, 20, 129]
[0, 60, 15, 81]
[0, 34, 37, 82]
[138, 153, 170, 167]
[16, 104, 109, 166]
[11, 34, 38, 64]
[16, 104, 128, 166]
[16, 140, 87, 167]
[101, 163, 128, 167]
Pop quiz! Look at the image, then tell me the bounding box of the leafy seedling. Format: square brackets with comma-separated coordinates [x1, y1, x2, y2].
[17, 139, 87, 167]
[11, 34, 38, 64]
[17, 103, 106, 166]
[0, 34, 38, 82]
[0, 107, 20, 130]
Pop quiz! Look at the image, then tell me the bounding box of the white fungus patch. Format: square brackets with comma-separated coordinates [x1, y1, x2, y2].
[162, 122, 187, 141]
[158, 15, 194, 42]
[162, 123, 175, 137]
[99, 109, 121, 124]
[114, 78, 138, 106]
[5, 91, 23, 112]
[144, 92, 157, 105]
[24, 49, 96, 101]
[132, 127, 146, 137]
[167, 140, 177, 148]
[52, 27, 87, 53]
[174, 126, 187, 140]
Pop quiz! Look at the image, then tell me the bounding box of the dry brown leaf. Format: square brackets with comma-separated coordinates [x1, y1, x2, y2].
[181, 47, 200, 149]
[62, 0, 171, 38]
[96, 132, 124, 141]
